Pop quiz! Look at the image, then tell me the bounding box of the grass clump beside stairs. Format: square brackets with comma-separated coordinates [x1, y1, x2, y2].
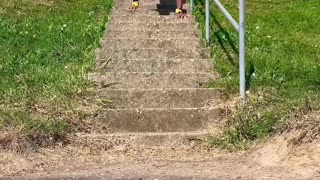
[0, 0, 113, 151]
[193, 0, 320, 150]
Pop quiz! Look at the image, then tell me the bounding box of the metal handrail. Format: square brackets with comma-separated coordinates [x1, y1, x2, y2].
[190, 0, 246, 101]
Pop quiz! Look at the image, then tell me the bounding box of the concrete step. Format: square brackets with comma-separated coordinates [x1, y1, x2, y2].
[108, 22, 196, 31]
[97, 48, 211, 59]
[115, 3, 189, 10]
[97, 58, 212, 73]
[74, 131, 215, 149]
[110, 15, 194, 24]
[116, 0, 176, 4]
[99, 88, 224, 109]
[112, 9, 191, 16]
[102, 38, 200, 49]
[115, 0, 182, 4]
[104, 30, 199, 39]
[89, 72, 216, 89]
[96, 108, 225, 132]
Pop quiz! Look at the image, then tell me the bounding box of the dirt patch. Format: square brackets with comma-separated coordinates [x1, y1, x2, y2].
[0, 146, 288, 179]
[0, 141, 226, 177]
[248, 110, 320, 177]
[0, 132, 319, 179]
[250, 134, 320, 175]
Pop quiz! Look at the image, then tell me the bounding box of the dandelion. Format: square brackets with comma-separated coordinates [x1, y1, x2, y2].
[61, 24, 68, 31]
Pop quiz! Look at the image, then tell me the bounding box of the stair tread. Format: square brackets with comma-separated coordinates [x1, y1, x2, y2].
[96, 108, 224, 132]
[97, 48, 210, 59]
[101, 38, 200, 49]
[74, 130, 219, 148]
[98, 88, 223, 109]
[90, 72, 216, 89]
[77, 131, 211, 137]
[97, 58, 212, 73]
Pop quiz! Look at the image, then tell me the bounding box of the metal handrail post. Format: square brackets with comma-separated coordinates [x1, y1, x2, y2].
[201, 0, 246, 101]
[239, 0, 246, 100]
[190, 0, 193, 13]
[206, 0, 210, 43]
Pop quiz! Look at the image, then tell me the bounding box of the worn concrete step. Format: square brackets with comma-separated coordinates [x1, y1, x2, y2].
[116, 1, 189, 9]
[90, 72, 216, 89]
[74, 131, 216, 149]
[110, 15, 194, 24]
[99, 88, 224, 109]
[108, 22, 195, 31]
[102, 38, 200, 49]
[111, 11, 191, 18]
[112, 9, 191, 16]
[116, 0, 179, 4]
[115, 0, 186, 7]
[115, 3, 189, 10]
[97, 48, 211, 59]
[104, 30, 199, 39]
[96, 108, 225, 132]
[115, 0, 182, 5]
[97, 58, 212, 73]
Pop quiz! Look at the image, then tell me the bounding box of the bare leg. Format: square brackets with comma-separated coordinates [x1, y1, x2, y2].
[176, 0, 183, 10]
[176, 0, 187, 18]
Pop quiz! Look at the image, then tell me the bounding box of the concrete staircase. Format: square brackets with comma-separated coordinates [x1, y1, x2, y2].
[86, 0, 226, 147]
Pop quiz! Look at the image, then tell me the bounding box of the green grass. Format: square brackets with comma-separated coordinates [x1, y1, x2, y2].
[194, 0, 320, 149]
[0, 0, 113, 148]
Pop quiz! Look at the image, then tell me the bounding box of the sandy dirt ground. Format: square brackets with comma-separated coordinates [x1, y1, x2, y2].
[0, 132, 319, 180]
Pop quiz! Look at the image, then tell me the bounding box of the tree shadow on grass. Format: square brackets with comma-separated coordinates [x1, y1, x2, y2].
[210, 12, 239, 67]
[195, 1, 254, 90]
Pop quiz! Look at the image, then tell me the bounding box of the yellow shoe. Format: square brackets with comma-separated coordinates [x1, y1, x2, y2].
[132, 1, 139, 9]
[175, 8, 182, 14]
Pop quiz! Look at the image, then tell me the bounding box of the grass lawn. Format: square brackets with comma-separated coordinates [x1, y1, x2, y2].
[194, 0, 320, 149]
[0, 0, 113, 150]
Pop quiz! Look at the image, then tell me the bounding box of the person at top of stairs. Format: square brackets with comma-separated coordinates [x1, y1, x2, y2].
[129, 0, 188, 18]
